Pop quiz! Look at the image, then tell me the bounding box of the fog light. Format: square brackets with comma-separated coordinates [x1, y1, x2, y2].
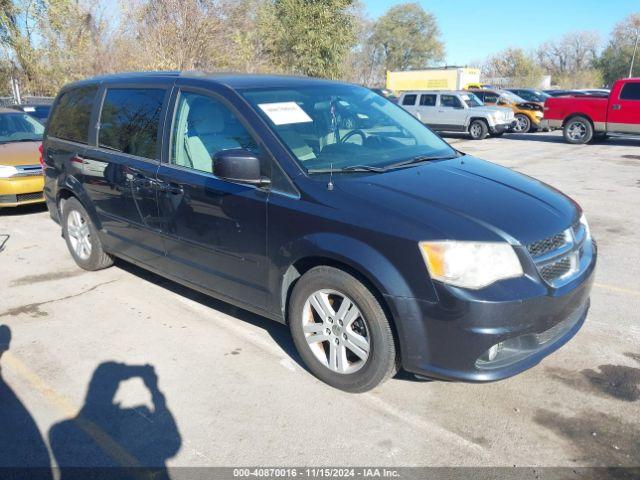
[479, 341, 504, 365]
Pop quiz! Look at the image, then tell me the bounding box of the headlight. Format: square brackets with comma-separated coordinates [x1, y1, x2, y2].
[535, 111, 543, 118]
[419, 241, 524, 289]
[0, 165, 19, 178]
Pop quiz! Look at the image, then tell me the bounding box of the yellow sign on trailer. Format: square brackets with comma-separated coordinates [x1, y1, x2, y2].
[386, 68, 481, 92]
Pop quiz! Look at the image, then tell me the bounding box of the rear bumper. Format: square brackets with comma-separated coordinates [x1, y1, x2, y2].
[385, 243, 597, 382]
[0, 177, 45, 207]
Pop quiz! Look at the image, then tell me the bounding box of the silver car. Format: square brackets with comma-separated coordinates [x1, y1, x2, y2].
[398, 90, 516, 140]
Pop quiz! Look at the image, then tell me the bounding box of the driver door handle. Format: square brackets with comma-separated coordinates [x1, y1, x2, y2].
[612, 104, 621, 111]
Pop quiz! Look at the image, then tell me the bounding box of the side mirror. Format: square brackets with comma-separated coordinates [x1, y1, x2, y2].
[213, 149, 270, 187]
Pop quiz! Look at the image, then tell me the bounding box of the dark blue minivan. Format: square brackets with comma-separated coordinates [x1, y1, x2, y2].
[42, 72, 596, 392]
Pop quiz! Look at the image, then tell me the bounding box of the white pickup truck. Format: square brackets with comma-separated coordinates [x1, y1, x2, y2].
[398, 90, 516, 140]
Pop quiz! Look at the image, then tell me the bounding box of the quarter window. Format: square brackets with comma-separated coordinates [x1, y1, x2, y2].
[620, 83, 640, 100]
[419, 94, 436, 106]
[402, 94, 417, 106]
[171, 91, 258, 174]
[98, 88, 165, 159]
[47, 86, 98, 144]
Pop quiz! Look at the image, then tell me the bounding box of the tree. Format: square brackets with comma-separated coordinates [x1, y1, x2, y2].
[483, 47, 543, 85]
[595, 13, 640, 85]
[261, 0, 358, 79]
[367, 3, 444, 73]
[536, 30, 601, 88]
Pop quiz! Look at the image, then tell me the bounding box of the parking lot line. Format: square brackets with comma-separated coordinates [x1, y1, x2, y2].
[3, 351, 144, 470]
[594, 282, 640, 298]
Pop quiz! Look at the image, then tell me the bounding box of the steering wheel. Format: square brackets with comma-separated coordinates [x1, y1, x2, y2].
[340, 129, 366, 144]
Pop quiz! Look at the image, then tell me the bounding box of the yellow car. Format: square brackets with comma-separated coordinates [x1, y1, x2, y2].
[0, 108, 45, 208]
[470, 89, 545, 133]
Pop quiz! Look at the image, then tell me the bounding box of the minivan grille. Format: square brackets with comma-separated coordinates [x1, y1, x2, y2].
[527, 219, 589, 287]
[527, 232, 566, 257]
[540, 257, 572, 282]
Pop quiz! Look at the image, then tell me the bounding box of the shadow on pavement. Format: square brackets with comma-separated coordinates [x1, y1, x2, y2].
[0, 325, 53, 480]
[49, 361, 181, 480]
[0, 203, 48, 217]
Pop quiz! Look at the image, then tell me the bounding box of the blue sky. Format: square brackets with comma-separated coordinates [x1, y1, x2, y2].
[363, 0, 639, 65]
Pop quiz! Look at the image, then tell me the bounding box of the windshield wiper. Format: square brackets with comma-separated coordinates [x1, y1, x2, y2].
[308, 164, 386, 174]
[384, 153, 460, 170]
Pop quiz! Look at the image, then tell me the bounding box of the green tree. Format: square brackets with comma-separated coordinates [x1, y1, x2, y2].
[261, 0, 358, 79]
[595, 13, 640, 85]
[368, 2, 444, 73]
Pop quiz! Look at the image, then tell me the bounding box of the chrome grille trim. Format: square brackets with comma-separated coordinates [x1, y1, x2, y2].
[14, 164, 43, 177]
[527, 219, 591, 287]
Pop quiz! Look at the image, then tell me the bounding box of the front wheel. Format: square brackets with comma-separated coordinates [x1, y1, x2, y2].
[289, 266, 398, 393]
[62, 197, 113, 271]
[563, 116, 593, 144]
[468, 119, 489, 140]
[513, 113, 532, 133]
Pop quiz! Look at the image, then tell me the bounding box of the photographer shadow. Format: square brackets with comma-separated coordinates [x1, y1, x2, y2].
[49, 361, 181, 480]
[0, 325, 53, 480]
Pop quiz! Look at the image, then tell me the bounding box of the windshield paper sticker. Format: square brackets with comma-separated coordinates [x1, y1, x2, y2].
[258, 102, 313, 125]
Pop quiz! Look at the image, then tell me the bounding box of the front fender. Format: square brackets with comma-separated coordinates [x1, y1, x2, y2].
[288, 232, 414, 299]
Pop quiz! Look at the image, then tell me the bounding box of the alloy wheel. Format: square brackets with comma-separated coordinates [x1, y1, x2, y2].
[302, 289, 370, 374]
[67, 209, 92, 260]
[470, 123, 482, 138]
[514, 114, 530, 133]
[567, 121, 587, 141]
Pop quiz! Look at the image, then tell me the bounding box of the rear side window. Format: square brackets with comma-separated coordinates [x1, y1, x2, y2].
[402, 94, 417, 106]
[419, 94, 436, 106]
[47, 86, 98, 143]
[620, 83, 640, 100]
[99, 88, 166, 159]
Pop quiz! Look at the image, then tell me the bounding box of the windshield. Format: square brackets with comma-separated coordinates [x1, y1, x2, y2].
[499, 91, 526, 103]
[518, 90, 550, 102]
[460, 92, 484, 107]
[240, 84, 456, 172]
[0, 113, 44, 143]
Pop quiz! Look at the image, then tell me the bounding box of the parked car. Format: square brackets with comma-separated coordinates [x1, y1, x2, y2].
[43, 72, 596, 392]
[9, 104, 52, 124]
[541, 77, 640, 144]
[370, 88, 398, 104]
[544, 89, 590, 97]
[0, 108, 45, 208]
[577, 89, 610, 96]
[398, 90, 515, 140]
[471, 89, 544, 133]
[506, 88, 551, 106]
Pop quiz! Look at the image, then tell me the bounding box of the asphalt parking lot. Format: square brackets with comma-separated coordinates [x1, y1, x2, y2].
[0, 131, 639, 471]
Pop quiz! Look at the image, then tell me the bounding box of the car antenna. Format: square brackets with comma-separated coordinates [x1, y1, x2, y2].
[327, 163, 334, 191]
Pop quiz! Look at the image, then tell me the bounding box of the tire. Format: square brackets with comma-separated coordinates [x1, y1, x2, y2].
[289, 266, 398, 393]
[563, 116, 593, 144]
[513, 113, 532, 133]
[62, 197, 113, 271]
[468, 119, 489, 140]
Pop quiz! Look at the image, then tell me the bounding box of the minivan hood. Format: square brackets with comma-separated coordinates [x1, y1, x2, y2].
[334, 156, 577, 245]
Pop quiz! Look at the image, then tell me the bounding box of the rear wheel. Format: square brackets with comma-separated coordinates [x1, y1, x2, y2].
[468, 119, 489, 140]
[289, 266, 398, 393]
[513, 113, 532, 133]
[62, 197, 113, 271]
[563, 116, 593, 144]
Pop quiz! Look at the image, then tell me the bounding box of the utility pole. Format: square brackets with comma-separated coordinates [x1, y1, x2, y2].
[630, 28, 640, 78]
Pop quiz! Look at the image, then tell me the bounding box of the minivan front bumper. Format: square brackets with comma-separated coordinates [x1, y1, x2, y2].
[385, 242, 596, 382]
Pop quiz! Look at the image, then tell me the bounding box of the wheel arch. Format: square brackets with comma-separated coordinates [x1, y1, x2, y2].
[562, 113, 594, 128]
[55, 177, 102, 230]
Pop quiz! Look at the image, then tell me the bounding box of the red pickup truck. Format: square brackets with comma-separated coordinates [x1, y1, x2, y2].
[542, 78, 640, 144]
